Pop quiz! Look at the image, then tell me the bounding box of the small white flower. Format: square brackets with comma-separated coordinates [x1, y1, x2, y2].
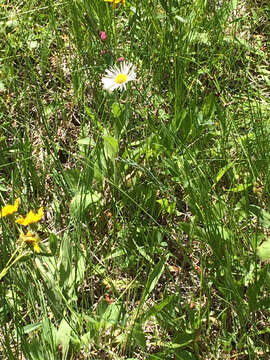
[101, 62, 136, 93]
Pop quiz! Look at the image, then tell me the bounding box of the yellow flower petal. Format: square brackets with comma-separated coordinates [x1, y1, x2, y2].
[104, 0, 125, 7]
[0, 198, 20, 218]
[33, 243, 41, 253]
[16, 207, 44, 226]
[19, 231, 41, 253]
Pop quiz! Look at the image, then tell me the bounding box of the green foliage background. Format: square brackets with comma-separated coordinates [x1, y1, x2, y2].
[0, 0, 270, 359]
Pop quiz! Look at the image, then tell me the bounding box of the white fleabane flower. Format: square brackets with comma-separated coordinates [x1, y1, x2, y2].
[102, 62, 136, 93]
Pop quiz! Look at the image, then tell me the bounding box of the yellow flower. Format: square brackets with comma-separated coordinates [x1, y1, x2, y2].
[16, 207, 44, 226]
[104, 0, 125, 9]
[19, 231, 41, 253]
[0, 198, 20, 218]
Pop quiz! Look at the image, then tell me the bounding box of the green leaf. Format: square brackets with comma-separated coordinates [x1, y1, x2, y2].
[140, 295, 174, 323]
[56, 319, 72, 359]
[157, 198, 176, 215]
[175, 15, 187, 23]
[42, 318, 57, 351]
[73, 251, 86, 285]
[249, 205, 270, 228]
[226, 183, 252, 192]
[133, 324, 146, 350]
[78, 137, 95, 146]
[172, 332, 195, 348]
[132, 240, 154, 265]
[173, 350, 196, 360]
[35, 257, 58, 290]
[100, 303, 123, 329]
[79, 331, 92, 346]
[85, 106, 96, 121]
[212, 161, 235, 188]
[49, 233, 58, 255]
[174, 111, 191, 141]
[23, 322, 42, 334]
[140, 255, 169, 304]
[104, 136, 119, 160]
[70, 191, 102, 218]
[59, 234, 73, 291]
[104, 249, 125, 261]
[112, 102, 124, 118]
[63, 169, 80, 193]
[257, 238, 270, 261]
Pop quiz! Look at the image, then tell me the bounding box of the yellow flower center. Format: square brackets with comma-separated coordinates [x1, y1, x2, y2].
[115, 73, 128, 84]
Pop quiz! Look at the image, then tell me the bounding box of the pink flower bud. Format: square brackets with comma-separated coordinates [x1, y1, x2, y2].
[100, 31, 107, 41]
[117, 57, 124, 62]
[101, 50, 106, 55]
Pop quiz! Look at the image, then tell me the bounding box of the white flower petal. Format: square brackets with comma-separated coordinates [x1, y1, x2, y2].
[101, 62, 136, 93]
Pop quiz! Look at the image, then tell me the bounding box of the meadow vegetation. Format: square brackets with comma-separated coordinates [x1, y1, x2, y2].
[0, 0, 270, 359]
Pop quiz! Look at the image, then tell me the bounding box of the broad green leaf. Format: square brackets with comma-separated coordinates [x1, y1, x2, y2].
[80, 331, 92, 346]
[63, 169, 80, 193]
[59, 234, 73, 292]
[172, 332, 195, 348]
[104, 136, 119, 160]
[94, 156, 106, 182]
[73, 251, 86, 285]
[202, 93, 216, 119]
[35, 257, 58, 290]
[172, 350, 196, 360]
[42, 318, 57, 351]
[101, 303, 122, 329]
[257, 238, 270, 261]
[78, 137, 95, 146]
[70, 191, 101, 218]
[56, 319, 72, 359]
[132, 324, 146, 350]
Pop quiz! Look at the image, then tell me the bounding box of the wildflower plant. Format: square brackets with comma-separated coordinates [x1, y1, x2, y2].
[0, 198, 45, 280]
